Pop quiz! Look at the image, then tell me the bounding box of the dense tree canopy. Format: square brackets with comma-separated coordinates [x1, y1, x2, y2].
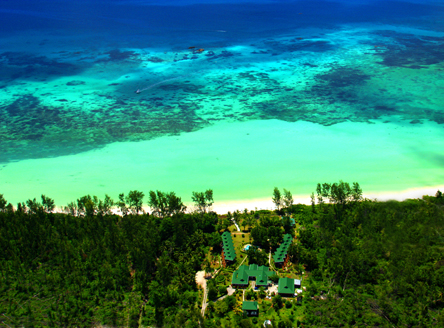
[1, 183, 443, 327]
[0, 193, 216, 327]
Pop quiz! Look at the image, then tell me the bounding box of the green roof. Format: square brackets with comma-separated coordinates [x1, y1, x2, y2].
[232, 265, 274, 286]
[222, 231, 236, 262]
[272, 234, 293, 263]
[242, 301, 258, 311]
[278, 277, 295, 295]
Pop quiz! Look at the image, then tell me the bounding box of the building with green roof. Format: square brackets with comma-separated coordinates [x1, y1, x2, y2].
[231, 264, 274, 288]
[283, 216, 296, 226]
[242, 301, 259, 316]
[272, 233, 293, 268]
[221, 231, 236, 267]
[278, 277, 295, 297]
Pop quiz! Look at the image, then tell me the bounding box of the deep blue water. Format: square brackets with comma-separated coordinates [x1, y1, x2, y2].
[1, 0, 443, 42]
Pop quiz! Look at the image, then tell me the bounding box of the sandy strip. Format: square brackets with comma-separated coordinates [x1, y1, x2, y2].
[49, 185, 444, 215]
[210, 185, 444, 214]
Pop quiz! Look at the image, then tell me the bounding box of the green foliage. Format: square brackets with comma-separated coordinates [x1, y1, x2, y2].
[208, 285, 218, 301]
[41, 195, 55, 212]
[148, 190, 187, 218]
[300, 183, 444, 327]
[0, 194, 7, 211]
[246, 246, 268, 266]
[218, 285, 227, 296]
[0, 201, 215, 327]
[3, 184, 443, 327]
[272, 187, 282, 211]
[282, 188, 294, 213]
[251, 216, 284, 250]
[269, 273, 280, 283]
[258, 286, 266, 299]
[126, 190, 144, 214]
[272, 294, 283, 309]
[192, 189, 214, 213]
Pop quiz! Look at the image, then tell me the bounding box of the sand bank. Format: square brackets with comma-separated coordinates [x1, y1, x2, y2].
[210, 185, 444, 214]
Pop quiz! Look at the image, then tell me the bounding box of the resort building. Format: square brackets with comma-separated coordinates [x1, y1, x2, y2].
[231, 264, 274, 288]
[221, 231, 236, 267]
[283, 216, 296, 226]
[278, 277, 295, 297]
[272, 233, 293, 268]
[242, 301, 259, 316]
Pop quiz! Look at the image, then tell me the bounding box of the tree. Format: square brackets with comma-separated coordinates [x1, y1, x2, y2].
[272, 294, 283, 309]
[191, 189, 214, 213]
[269, 273, 280, 284]
[258, 286, 266, 299]
[41, 194, 55, 212]
[126, 190, 144, 214]
[329, 180, 352, 206]
[250, 226, 269, 248]
[77, 195, 98, 217]
[208, 285, 218, 301]
[246, 246, 268, 266]
[117, 193, 129, 215]
[272, 187, 282, 211]
[149, 190, 186, 218]
[65, 201, 78, 216]
[98, 194, 114, 215]
[204, 260, 212, 276]
[311, 192, 316, 212]
[243, 214, 255, 232]
[26, 198, 43, 214]
[268, 226, 284, 250]
[351, 182, 363, 202]
[282, 216, 294, 235]
[0, 194, 7, 212]
[283, 189, 294, 212]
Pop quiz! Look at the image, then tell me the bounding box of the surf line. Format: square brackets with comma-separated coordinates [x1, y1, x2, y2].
[135, 76, 185, 94]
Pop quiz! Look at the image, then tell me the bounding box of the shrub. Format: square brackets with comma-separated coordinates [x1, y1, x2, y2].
[218, 285, 227, 296]
[242, 234, 245, 238]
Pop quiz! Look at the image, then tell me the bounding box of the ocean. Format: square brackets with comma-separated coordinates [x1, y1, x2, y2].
[1, 0, 444, 210]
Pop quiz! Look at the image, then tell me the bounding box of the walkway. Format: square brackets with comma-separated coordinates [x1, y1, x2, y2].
[196, 271, 208, 317]
[232, 218, 240, 231]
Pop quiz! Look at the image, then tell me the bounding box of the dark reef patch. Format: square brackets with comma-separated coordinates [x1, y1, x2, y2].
[263, 39, 334, 53]
[96, 49, 139, 63]
[370, 30, 444, 68]
[315, 67, 371, 88]
[0, 52, 84, 80]
[146, 56, 164, 63]
[0, 87, 209, 163]
[66, 80, 85, 86]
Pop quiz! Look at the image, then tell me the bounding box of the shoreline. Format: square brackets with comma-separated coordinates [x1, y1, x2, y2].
[210, 185, 444, 214]
[49, 185, 444, 215]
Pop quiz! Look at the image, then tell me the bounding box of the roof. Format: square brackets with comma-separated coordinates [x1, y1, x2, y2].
[278, 277, 295, 295]
[232, 265, 249, 285]
[282, 216, 296, 226]
[242, 301, 258, 311]
[272, 234, 293, 263]
[222, 231, 236, 261]
[232, 265, 274, 286]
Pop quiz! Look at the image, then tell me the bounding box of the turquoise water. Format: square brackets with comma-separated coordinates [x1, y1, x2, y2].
[1, 0, 444, 208]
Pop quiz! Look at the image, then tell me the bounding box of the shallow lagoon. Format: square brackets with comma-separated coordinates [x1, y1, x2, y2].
[1, 0, 444, 209]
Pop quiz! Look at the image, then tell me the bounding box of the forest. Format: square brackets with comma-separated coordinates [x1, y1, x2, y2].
[0, 183, 443, 327]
